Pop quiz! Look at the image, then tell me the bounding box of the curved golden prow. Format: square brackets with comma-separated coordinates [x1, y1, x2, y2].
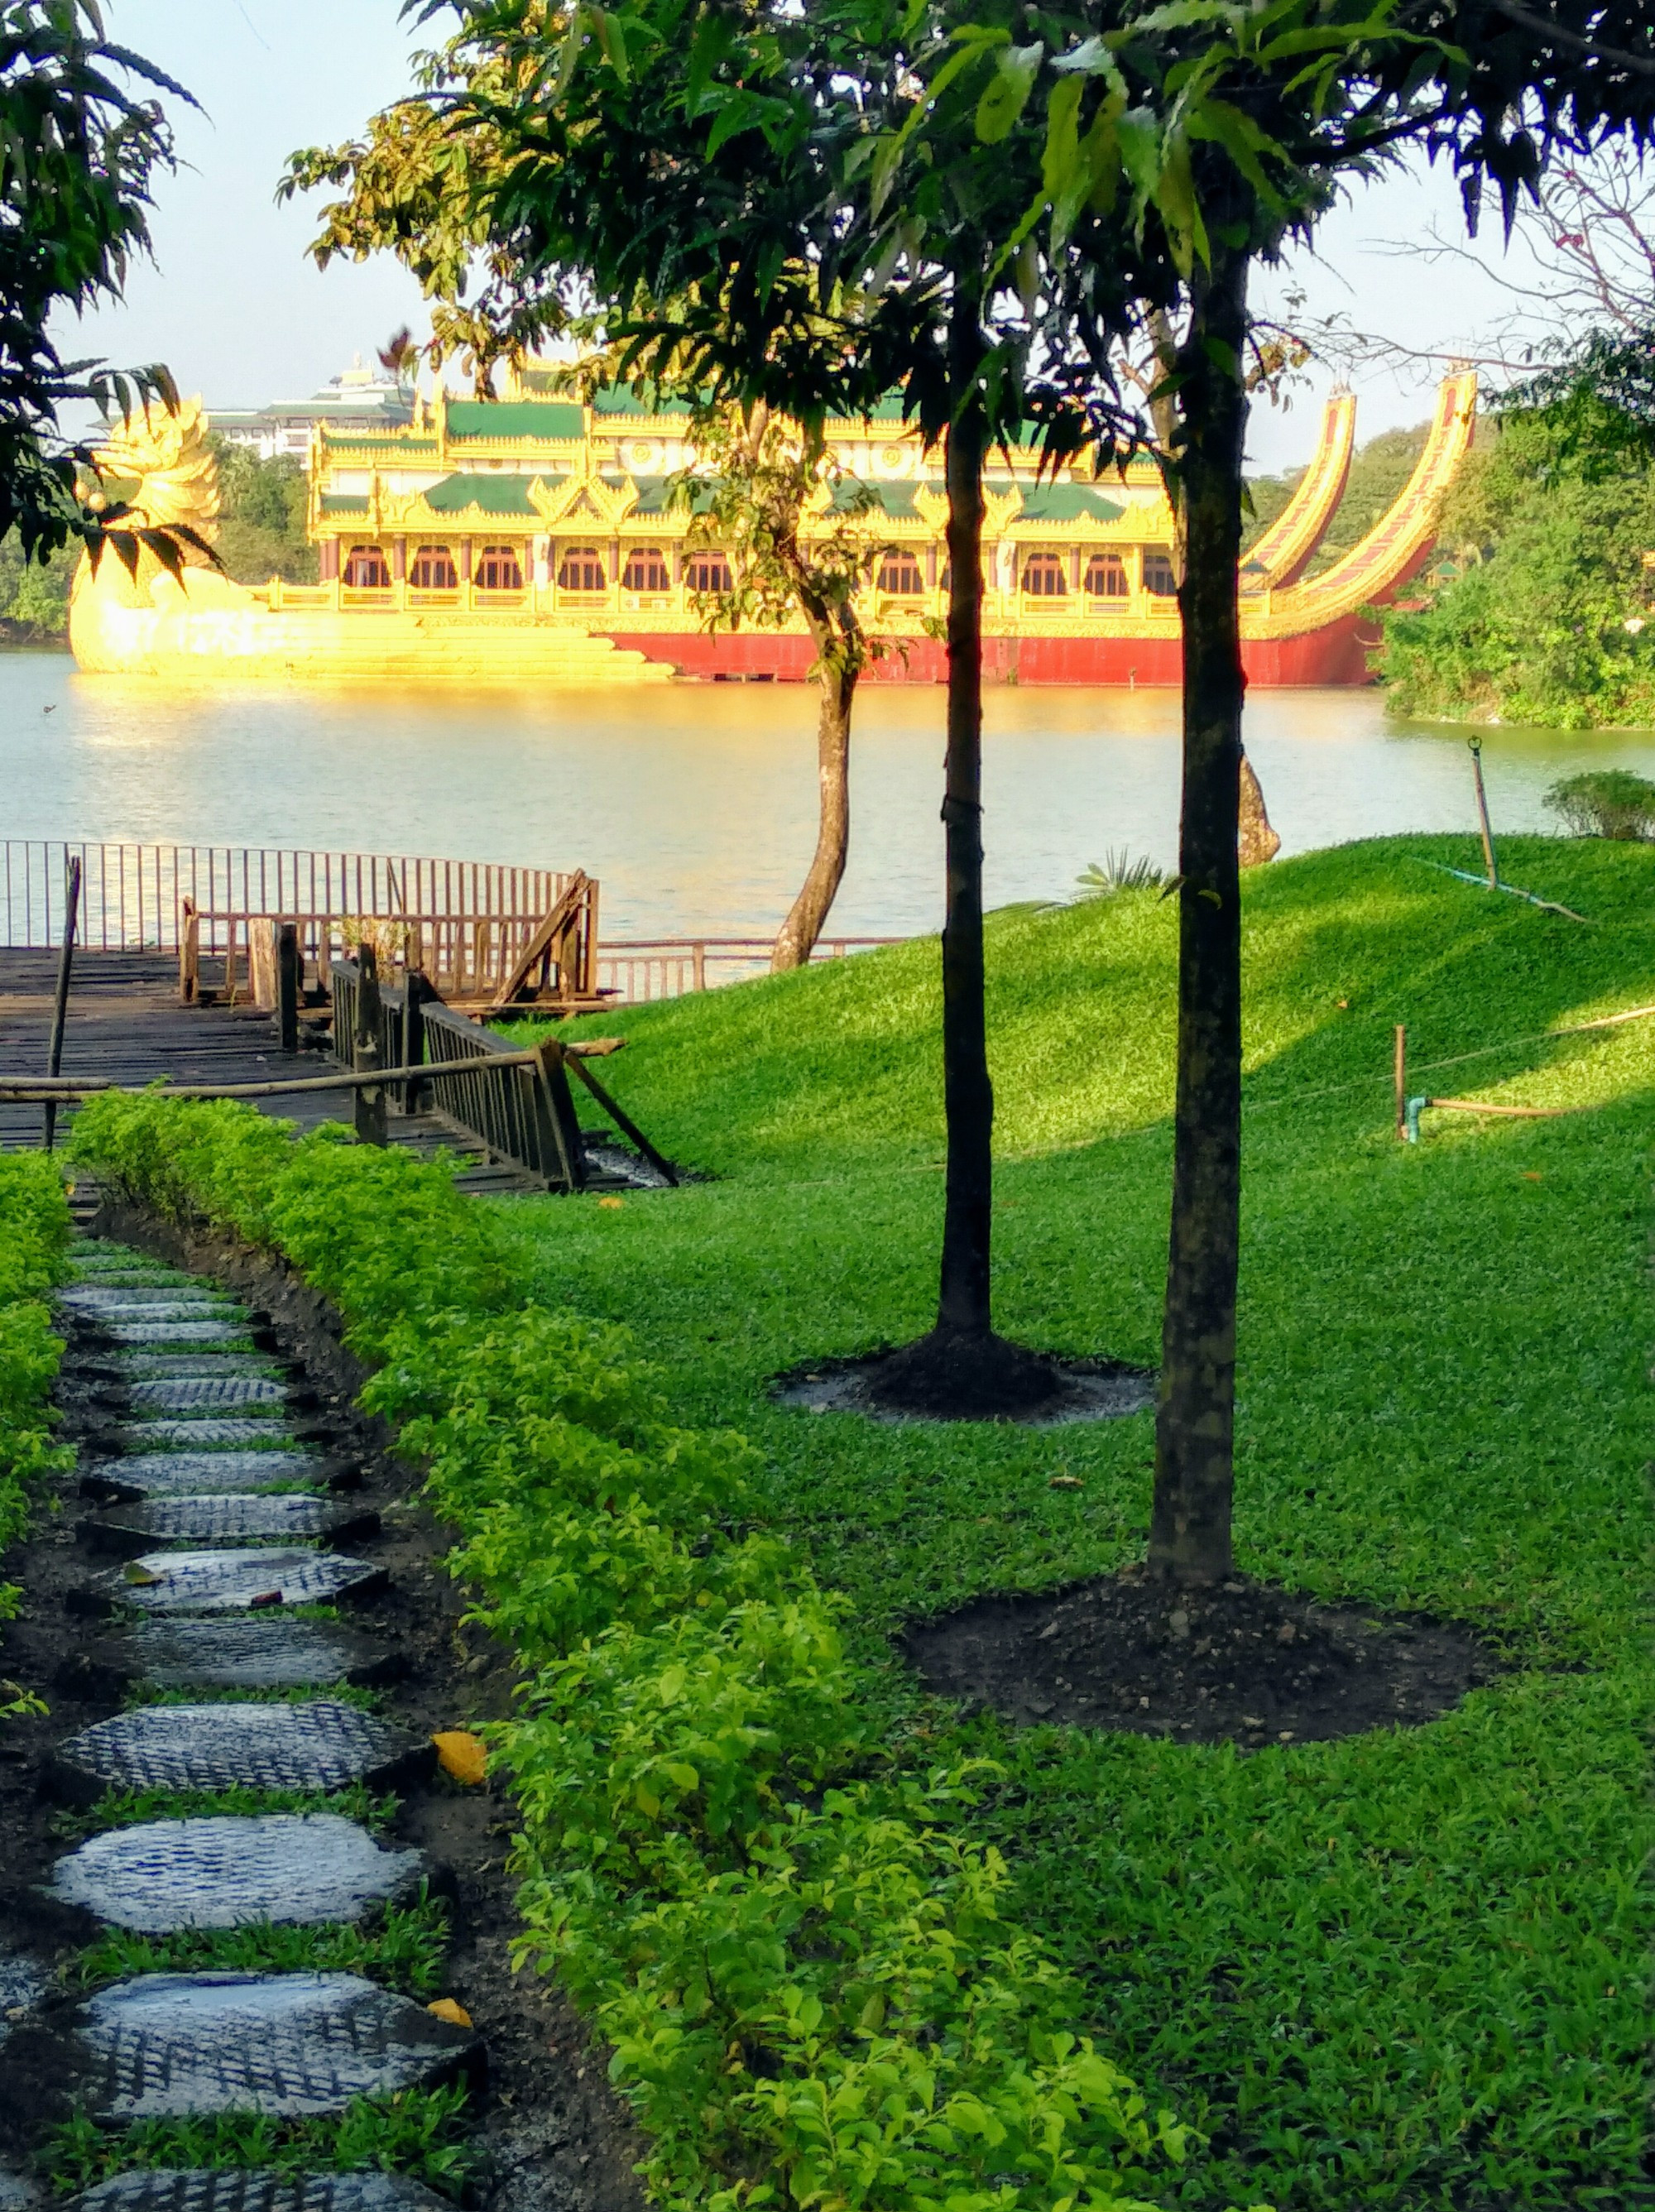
[1244, 370, 1477, 641]
[1241, 387, 1356, 592]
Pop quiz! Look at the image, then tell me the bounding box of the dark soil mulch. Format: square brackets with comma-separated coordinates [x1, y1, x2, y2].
[774, 1334, 1154, 1426]
[902, 1568, 1498, 1749]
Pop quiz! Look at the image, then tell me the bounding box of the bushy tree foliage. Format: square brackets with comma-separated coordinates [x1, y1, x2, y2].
[0, 2, 197, 575]
[1379, 402, 1655, 726]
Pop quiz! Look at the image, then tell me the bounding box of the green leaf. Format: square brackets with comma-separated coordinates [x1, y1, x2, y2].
[1115, 106, 1163, 207]
[976, 42, 1042, 146]
[1187, 96, 1292, 212]
[684, 9, 734, 116]
[706, 92, 760, 159]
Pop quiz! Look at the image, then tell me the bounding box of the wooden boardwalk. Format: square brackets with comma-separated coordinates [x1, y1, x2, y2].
[0, 950, 543, 1192]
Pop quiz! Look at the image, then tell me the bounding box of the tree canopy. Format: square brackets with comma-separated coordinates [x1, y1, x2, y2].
[0, 2, 196, 570]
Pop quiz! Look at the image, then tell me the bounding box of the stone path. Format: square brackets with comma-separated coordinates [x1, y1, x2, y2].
[2, 1237, 485, 2206]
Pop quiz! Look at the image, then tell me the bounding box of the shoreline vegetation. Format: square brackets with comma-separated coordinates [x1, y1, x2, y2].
[1374, 400, 1655, 731]
[65, 832, 1654, 2212]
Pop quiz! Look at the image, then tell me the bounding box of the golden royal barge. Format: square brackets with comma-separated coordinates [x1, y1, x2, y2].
[70, 367, 1476, 688]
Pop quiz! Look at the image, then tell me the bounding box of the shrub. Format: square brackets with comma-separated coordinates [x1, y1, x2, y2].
[66, 1100, 1226, 2212]
[0, 1152, 72, 1716]
[1543, 769, 1655, 840]
[1073, 852, 1164, 899]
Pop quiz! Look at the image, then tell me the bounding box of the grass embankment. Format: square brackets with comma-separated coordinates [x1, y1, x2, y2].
[0, 1154, 72, 1716]
[479, 832, 1651, 2212]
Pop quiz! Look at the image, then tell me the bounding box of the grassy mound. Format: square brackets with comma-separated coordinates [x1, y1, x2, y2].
[486, 832, 1655, 2212]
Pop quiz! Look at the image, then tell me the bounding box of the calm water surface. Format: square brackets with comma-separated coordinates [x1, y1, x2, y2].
[4, 654, 1652, 937]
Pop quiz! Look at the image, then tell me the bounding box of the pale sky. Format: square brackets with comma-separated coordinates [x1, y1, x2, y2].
[69, 0, 1542, 473]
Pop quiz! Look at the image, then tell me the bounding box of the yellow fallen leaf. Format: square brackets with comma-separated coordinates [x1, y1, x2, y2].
[1048, 1475, 1083, 1491]
[122, 1563, 162, 1586]
[432, 1730, 488, 1786]
[597, 1197, 625, 1211]
[427, 1998, 473, 2028]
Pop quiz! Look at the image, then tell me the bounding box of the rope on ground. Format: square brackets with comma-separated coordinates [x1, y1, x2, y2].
[1243, 1000, 1655, 1116]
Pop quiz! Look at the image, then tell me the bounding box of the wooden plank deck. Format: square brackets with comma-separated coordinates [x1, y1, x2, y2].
[0, 950, 545, 1193]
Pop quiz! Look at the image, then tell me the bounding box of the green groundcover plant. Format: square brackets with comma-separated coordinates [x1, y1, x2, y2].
[0, 1151, 72, 1712]
[70, 1095, 1226, 2212]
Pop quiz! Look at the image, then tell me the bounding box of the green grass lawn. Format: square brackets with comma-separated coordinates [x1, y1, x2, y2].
[496, 834, 1652, 2212]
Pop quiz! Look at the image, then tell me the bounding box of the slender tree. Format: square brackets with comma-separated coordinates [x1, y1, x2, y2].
[670, 400, 883, 972]
[904, 0, 1655, 1578]
[286, 0, 1158, 1413]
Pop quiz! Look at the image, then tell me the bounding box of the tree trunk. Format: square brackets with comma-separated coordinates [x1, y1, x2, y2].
[1149, 244, 1251, 1588]
[935, 328, 993, 1341]
[861, 296, 1065, 1418]
[772, 655, 856, 972]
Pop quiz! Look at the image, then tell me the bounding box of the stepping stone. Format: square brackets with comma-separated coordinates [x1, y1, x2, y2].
[103, 1323, 258, 1347]
[70, 1970, 479, 2118]
[67, 2172, 454, 2212]
[43, 1814, 426, 1931]
[47, 1700, 428, 1799]
[127, 1378, 292, 1413]
[81, 1452, 345, 1503]
[118, 1617, 401, 1691]
[79, 1495, 380, 1555]
[74, 1547, 385, 1616]
[113, 1354, 285, 1380]
[121, 1420, 303, 1449]
[67, 1246, 154, 1271]
[60, 1293, 242, 1318]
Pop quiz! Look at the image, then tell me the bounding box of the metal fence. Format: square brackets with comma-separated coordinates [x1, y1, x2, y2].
[1, 841, 567, 954]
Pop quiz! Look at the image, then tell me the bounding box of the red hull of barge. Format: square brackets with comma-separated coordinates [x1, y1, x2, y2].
[606, 613, 1386, 687]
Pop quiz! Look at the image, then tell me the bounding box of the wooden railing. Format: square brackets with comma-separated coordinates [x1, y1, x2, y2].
[597, 936, 900, 1002]
[197, 882, 601, 1013]
[328, 954, 674, 1191]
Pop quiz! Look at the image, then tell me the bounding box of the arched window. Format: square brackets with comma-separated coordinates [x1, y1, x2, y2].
[1084, 552, 1130, 601]
[410, 545, 458, 590]
[1142, 550, 1178, 597]
[477, 544, 525, 592]
[558, 544, 607, 592]
[344, 545, 390, 589]
[1020, 550, 1067, 597]
[876, 548, 925, 597]
[685, 549, 732, 593]
[939, 560, 991, 592]
[621, 546, 672, 593]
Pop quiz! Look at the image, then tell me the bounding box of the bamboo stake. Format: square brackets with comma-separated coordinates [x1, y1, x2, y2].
[0, 1050, 544, 1102]
[43, 856, 82, 1154]
[1468, 737, 1498, 887]
[1394, 1024, 1407, 1141]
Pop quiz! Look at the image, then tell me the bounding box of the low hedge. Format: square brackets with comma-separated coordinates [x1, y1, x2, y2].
[69, 1095, 1239, 2212]
[0, 1151, 73, 1712]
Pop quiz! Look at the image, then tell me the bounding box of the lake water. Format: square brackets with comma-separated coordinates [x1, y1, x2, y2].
[5, 652, 1653, 938]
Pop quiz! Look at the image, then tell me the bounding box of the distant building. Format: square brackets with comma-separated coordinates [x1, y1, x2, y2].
[212, 357, 413, 465]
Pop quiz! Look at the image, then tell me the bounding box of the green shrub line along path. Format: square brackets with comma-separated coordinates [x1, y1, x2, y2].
[511, 834, 1650, 2212]
[69, 832, 1651, 2212]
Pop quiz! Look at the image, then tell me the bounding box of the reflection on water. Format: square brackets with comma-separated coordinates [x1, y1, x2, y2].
[3, 654, 1652, 938]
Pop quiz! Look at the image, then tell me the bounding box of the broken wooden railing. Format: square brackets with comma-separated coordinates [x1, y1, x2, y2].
[185, 867, 602, 1016]
[329, 950, 675, 1191]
